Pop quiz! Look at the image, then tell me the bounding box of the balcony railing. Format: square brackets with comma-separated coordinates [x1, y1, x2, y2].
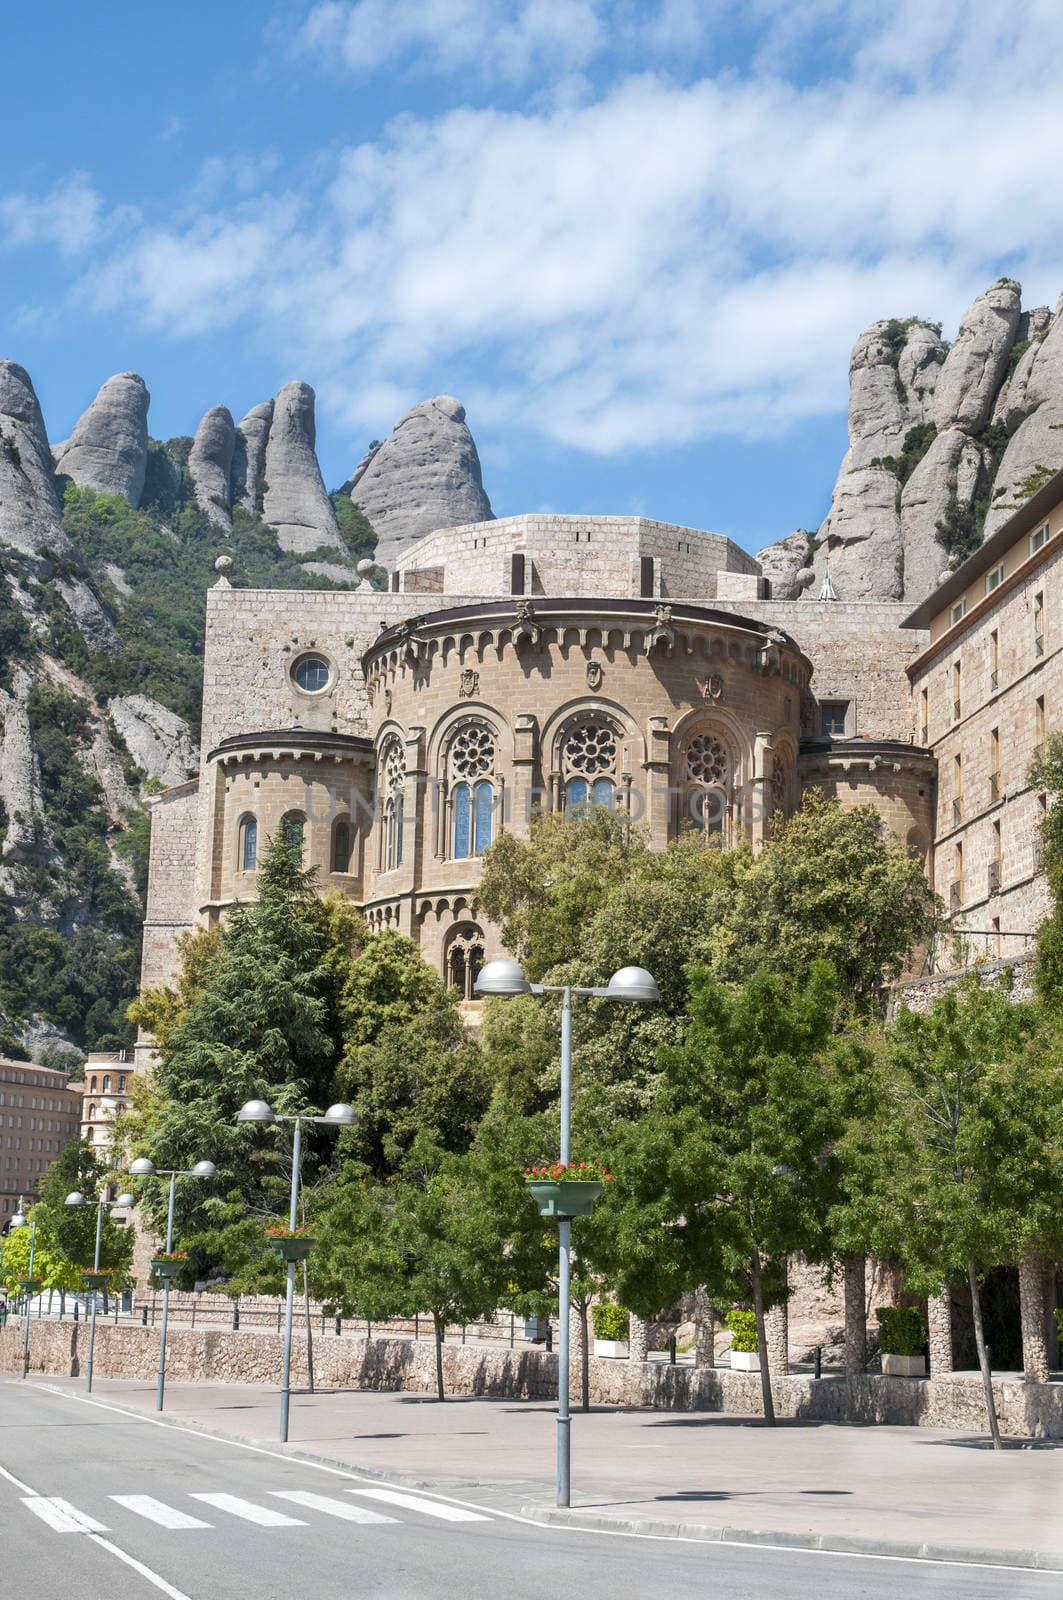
[950, 881, 963, 913]
[987, 858, 1000, 894]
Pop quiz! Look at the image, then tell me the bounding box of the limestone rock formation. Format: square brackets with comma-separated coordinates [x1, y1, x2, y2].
[754, 530, 815, 600]
[262, 382, 345, 557]
[815, 463, 904, 601]
[0, 665, 47, 863]
[900, 429, 981, 603]
[346, 395, 493, 569]
[230, 400, 273, 513]
[931, 280, 1021, 433]
[983, 307, 1063, 538]
[897, 323, 947, 424]
[107, 693, 199, 788]
[188, 406, 235, 530]
[0, 360, 119, 652]
[52, 372, 150, 506]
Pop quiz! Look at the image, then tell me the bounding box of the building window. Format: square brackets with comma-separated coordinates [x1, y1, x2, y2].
[1031, 522, 1050, 555]
[985, 563, 1004, 595]
[639, 556, 654, 598]
[1037, 694, 1046, 750]
[950, 598, 967, 627]
[681, 728, 731, 839]
[102, 1075, 111, 1093]
[1034, 591, 1045, 657]
[239, 815, 258, 872]
[919, 686, 929, 744]
[448, 723, 496, 858]
[446, 925, 485, 1001]
[951, 842, 964, 913]
[291, 654, 331, 693]
[89, 1076, 97, 1093]
[562, 720, 619, 814]
[379, 737, 406, 871]
[331, 817, 352, 874]
[820, 701, 848, 737]
[280, 812, 306, 856]
[510, 553, 525, 595]
[952, 753, 963, 825]
[989, 629, 999, 693]
[118, 1076, 126, 1092]
[952, 660, 961, 722]
[989, 728, 1000, 802]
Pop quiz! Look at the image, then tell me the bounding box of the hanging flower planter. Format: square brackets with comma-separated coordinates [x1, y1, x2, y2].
[524, 1160, 610, 1220]
[80, 1268, 115, 1291]
[151, 1252, 187, 1281]
[267, 1227, 314, 1262]
[18, 1277, 41, 1294]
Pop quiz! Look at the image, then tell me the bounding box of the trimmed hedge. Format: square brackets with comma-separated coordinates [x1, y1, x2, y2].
[726, 1309, 758, 1353]
[592, 1302, 628, 1341]
[876, 1305, 927, 1357]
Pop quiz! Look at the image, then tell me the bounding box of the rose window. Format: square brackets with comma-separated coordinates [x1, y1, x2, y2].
[686, 733, 728, 786]
[450, 724, 495, 780]
[563, 721, 618, 776]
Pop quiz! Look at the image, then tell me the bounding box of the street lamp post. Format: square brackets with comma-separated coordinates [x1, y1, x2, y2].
[474, 960, 658, 1507]
[235, 1100, 355, 1442]
[64, 1186, 136, 1393]
[128, 1157, 216, 1412]
[9, 1197, 38, 1379]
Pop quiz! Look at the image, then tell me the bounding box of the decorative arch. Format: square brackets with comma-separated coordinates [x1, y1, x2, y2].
[444, 922, 486, 1001]
[237, 813, 258, 872]
[542, 698, 641, 817]
[377, 733, 407, 871]
[674, 717, 740, 843]
[331, 813, 353, 874]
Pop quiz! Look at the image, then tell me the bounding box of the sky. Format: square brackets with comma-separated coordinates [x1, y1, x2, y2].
[3, 0, 1063, 557]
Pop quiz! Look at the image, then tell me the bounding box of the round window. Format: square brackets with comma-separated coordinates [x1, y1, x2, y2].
[292, 654, 331, 693]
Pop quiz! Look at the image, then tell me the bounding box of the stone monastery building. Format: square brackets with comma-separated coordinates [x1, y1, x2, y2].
[139, 482, 1063, 1022]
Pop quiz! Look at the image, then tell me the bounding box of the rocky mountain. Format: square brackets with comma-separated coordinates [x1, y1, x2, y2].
[759, 278, 1063, 604]
[344, 395, 494, 568]
[0, 360, 491, 1062]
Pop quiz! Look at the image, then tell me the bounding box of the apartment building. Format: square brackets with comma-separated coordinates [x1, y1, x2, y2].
[0, 1057, 83, 1221]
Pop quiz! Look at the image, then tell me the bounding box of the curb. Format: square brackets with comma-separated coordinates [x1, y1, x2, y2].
[521, 1504, 1063, 1571]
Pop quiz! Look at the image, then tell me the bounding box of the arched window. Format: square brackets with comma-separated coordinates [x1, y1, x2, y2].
[448, 723, 496, 858]
[561, 720, 618, 814]
[446, 924, 485, 1001]
[682, 728, 731, 841]
[379, 738, 406, 872]
[89, 1075, 97, 1093]
[88, 1103, 97, 1120]
[280, 812, 306, 855]
[239, 815, 258, 872]
[118, 1076, 126, 1092]
[332, 816, 352, 874]
[102, 1075, 112, 1093]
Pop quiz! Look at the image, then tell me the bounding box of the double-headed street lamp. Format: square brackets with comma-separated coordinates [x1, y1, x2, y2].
[9, 1197, 39, 1379]
[235, 1099, 355, 1442]
[474, 960, 659, 1508]
[64, 1186, 136, 1393]
[128, 1157, 216, 1412]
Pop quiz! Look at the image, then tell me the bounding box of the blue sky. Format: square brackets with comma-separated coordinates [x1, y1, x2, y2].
[3, 0, 1063, 556]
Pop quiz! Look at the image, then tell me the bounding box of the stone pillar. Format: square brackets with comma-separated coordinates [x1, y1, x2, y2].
[628, 1312, 649, 1362]
[1019, 1250, 1050, 1383]
[843, 1256, 867, 1373]
[927, 1290, 954, 1377]
[693, 1288, 715, 1368]
[764, 1301, 788, 1378]
[644, 717, 672, 851]
[1044, 1262, 1059, 1370]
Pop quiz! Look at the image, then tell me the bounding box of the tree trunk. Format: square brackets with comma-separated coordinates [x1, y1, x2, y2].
[1019, 1249, 1049, 1383]
[1044, 1261, 1059, 1370]
[750, 1249, 776, 1426]
[433, 1314, 445, 1402]
[693, 1288, 715, 1367]
[967, 1260, 1003, 1450]
[303, 1261, 314, 1394]
[843, 1256, 867, 1372]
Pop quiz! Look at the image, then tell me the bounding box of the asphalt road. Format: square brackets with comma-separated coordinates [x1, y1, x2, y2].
[0, 1381, 1053, 1600]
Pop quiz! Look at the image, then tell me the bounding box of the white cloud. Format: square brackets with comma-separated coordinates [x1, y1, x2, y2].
[43, 1, 1063, 460]
[0, 174, 110, 257]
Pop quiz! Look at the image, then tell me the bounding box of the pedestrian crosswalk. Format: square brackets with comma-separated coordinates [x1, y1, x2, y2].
[19, 1483, 492, 1537]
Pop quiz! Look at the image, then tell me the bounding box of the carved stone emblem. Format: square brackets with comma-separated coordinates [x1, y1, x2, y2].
[700, 672, 724, 701]
[384, 688, 393, 716]
[586, 661, 603, 690]
[459, 668, 479, 699]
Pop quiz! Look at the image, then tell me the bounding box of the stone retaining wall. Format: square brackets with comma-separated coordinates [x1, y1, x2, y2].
[5, 1320, 1062, 1437]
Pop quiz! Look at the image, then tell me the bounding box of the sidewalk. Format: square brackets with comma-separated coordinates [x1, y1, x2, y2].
[23, 1374, 1062, 1569]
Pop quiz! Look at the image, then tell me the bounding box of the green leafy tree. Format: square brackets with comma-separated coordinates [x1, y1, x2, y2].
[126, 835, 360, 1279]
[847, 978, 1059, 1448]
[1031, 734, 1063, 1004]
[35, 1141, 133, 1282]
[600, 963, 842, 1424]
[0, 1208, 82, 1296]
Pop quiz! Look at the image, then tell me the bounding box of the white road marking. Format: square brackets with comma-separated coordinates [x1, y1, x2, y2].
[29, 1384, 1063, 1576]
[88, 1535, 194, 1600]
[348, 1487, 490, 1522]
[270, 1489, 397, 1524]
[0, 1461, 35, 1495]
[22, 1496, 108, 1533]
[111, 1495, 213, 1530]
[189, 1492, 306, 1527]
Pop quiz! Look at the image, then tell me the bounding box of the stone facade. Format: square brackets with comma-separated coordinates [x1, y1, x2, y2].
[0, 1057, 82, 1222]
[904, 471, 1063, 970]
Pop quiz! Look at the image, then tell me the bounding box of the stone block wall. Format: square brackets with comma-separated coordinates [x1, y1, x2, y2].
[139, 780, 200, 992]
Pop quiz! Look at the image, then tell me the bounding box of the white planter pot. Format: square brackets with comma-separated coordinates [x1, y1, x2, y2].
[593, 1339, 630, 1358]
[730, 1350, 760, 1371]
[882, 1353, 927, 1377]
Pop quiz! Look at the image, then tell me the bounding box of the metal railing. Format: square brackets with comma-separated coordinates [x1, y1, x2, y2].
[130, 1296, 558, 1351]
